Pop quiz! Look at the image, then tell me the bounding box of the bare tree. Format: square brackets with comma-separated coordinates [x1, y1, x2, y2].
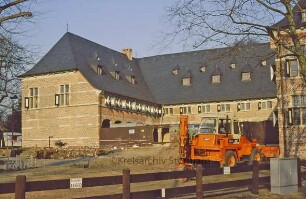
[0, 36, 32, 108]
[164, 0, 306, 76]
[0, 0, 33, 33]
[0, 0, 34, 117]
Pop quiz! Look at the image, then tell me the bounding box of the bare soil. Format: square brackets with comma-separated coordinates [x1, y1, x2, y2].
[0, 144, 305, 198]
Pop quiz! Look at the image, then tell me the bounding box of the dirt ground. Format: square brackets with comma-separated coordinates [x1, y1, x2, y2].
[0, 144, 305, 198]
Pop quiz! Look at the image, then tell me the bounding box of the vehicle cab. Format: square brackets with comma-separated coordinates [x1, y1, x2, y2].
[191, 114, 242, 149]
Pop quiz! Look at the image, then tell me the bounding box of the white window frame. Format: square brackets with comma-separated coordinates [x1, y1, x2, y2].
[114, 71, 120, 80]
[220, 104, 230, 112]
[201, 105, 210, 113]
[29, 87, 38, 109]
[59, 84, 70, 106]
[286, 59, 299, 77]
[182, 77, 191, 86]
[180, 106, 191, 114]
[261, 101, 272, 110]
[240, 102, 251, 111]
[130, 76, 135, 84]
[241, 72, 251, 81]
[97, 66, 103, 75]
[212, 75, 220, 83]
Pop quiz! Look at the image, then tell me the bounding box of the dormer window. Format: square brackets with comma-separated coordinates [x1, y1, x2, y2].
[182, 77, 191, 86]
[130, 76, 136, 84]
[115, 71, 120, 80]
[97, 65, 103, 75]
[242, 72, 251, 81]
[212, 75, 221, 83]
[230, 57, 236, 69]
[262, 60, 267, 66]
[230, 63, 236, 69]
[173, 69, 179, 75]
[200, 66, 206, 72]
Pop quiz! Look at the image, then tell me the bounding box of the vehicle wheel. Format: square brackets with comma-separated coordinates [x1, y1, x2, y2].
[249, 148, 262, 165]
[225, 151, 237, 167]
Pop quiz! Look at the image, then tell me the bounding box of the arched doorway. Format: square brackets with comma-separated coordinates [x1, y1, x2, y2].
[102, 119, 110, 128]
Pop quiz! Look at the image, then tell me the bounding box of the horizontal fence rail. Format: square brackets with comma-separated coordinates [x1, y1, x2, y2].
[0, 159, 305, 199]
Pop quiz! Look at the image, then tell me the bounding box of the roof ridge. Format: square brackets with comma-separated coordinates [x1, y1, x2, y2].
[137, 43, 269, 60]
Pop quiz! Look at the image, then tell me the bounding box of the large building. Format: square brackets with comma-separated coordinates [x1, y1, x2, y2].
[21, 2, 306, 160]
[268, 0, 306, 158]
[20, 32, 277, 148]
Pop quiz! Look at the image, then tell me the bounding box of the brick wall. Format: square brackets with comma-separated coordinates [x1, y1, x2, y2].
[21, 71, 100, 147]
[21, 71, 161, 147]
[271, 30, 306, 159]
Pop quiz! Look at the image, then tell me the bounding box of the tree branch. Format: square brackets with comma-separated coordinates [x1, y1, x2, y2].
[0, 11, 32, 24]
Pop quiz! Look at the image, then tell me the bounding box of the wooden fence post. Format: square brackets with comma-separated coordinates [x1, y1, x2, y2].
[196, 164, 203, 199]
[297, 158, 302, 192]
[251, 160, 259, 194]
[15, 175, 26, 199]
[123, 168, 130, 199]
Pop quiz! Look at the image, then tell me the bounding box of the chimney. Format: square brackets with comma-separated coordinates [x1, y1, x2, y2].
[122, 48, 133, 61]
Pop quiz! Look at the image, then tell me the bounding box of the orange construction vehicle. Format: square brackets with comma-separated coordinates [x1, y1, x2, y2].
[179, 114, 279, 167]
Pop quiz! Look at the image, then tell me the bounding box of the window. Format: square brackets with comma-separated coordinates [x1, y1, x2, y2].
[200, 66, 206, 72]
[114, 71, 120, 80]
[242, 72, 251, 81]
[239, 102, 250, 111]
[212, 75, 221, 83]
[130, 76, 136, 84]
[172, 68, 179, 75]
[219, 104, 230, 112]
[180, 106, 191, 114]
[293, 108, 301, 125]
[97, 65, 103, 75]
[261, 60, 267, 66]
[230, 63, 236, 69]
[29, 87, 38, 108]
[164, 107, 173, 115]
[182, 77, 191, 86]
[198, 105, 210, 113]
[291, 95, 306, 125]
[292, 95, 306, 106]
[285, 59, 298, 77]
[260, 101, 273, 110]
[59, 84, 69, 106]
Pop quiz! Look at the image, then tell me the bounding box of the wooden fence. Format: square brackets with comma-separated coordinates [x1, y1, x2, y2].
[0, 159, 305, 199]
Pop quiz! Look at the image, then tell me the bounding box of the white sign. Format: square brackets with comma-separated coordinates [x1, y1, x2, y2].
[70, 178, 82, 189]
[223, 167, 231, 175]
[129, 129, 135, 134]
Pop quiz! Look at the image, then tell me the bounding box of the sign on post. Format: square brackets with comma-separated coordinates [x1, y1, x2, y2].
[223, 166, 231, 174]
[70, 178, 82, 189]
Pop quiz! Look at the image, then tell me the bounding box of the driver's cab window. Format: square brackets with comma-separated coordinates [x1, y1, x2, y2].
[198, 118, 217, 134]
[218, 119, 231, 134]
[233, 120, 240, 134]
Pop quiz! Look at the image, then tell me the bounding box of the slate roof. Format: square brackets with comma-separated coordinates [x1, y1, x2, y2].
[21, 32, 277, 105]
[272, 0, 306, 28]
[21, 32, 156, 103]
[137, 44, 276, 105]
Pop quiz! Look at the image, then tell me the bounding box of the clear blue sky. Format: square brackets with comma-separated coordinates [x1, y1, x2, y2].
[25, 0, 179, 60]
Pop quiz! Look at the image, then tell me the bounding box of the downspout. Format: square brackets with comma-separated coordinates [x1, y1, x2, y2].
[98, 91, 103, 147]
[279, 44, 287, 157]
